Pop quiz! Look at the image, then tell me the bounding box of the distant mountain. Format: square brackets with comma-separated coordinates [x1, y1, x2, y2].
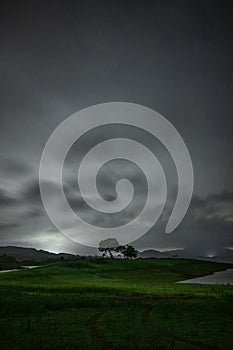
[138, 248, 233, 261]
[1, 245, 232, 263]
[0, 246, 75, 262]
[138, 249, 170, 258]
[163, 248, 233, 261]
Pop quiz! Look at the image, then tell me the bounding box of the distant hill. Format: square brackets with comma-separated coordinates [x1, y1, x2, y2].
[1, 246, 232, 263]
[138, 249, 170, 258]
[163, 248, 233, 261]
[0, 246, 75, 262]
[138, 248, 233, 261]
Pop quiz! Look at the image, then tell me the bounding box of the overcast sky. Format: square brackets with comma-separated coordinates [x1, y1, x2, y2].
[0, 0, 232, 255]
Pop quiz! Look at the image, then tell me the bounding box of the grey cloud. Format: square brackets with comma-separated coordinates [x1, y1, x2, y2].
[23, 180, 59, 203]
[133, 191, 233, 254]
[0, 1, 231, 254]
[0, 222, 18, 230]
[0, 189, 18, 207]
[189, 190, 233, 221]
[64, 158, 148, 228]
[0, 178, 232, 255]
[0, 156, 30, 177]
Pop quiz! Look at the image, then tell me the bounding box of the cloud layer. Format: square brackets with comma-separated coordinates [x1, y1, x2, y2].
[0, 1, 232, 254]
[0, 153, 232, 254]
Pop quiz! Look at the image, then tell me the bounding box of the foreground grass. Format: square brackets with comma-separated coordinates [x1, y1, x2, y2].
[0, 258, 232, 349]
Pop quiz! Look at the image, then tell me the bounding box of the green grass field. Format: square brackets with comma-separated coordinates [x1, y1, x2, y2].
[0, 258, 232, 350]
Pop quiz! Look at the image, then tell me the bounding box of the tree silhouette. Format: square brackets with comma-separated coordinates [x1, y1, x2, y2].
[115, 245, 138, 259]
[98, 238, 119, 258]
[98, 239, 138, 259]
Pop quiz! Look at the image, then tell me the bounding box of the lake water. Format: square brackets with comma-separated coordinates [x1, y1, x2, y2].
[177, 269, 233, 285]
[0, 269, 22, 273]
[0, 266, 39, 273]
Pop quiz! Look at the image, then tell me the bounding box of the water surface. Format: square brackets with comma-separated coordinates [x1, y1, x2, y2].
[177, 269, 233, 285]
[0, 266, 39, 273]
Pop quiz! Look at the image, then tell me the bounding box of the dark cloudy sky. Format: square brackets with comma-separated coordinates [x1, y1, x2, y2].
[0, 0, 232, 255]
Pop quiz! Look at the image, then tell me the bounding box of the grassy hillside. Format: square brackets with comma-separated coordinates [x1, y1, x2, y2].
[0, 254, 21, 271]
[0, 258, 232, 350]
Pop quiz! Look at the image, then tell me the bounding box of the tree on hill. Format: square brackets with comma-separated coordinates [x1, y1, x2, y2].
[98, 238, 119, 258]
[115, 245, 138, 259]
[98, 239, 138, 259]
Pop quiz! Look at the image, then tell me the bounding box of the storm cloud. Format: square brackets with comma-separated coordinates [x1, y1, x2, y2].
[0, 1, 232, 254]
